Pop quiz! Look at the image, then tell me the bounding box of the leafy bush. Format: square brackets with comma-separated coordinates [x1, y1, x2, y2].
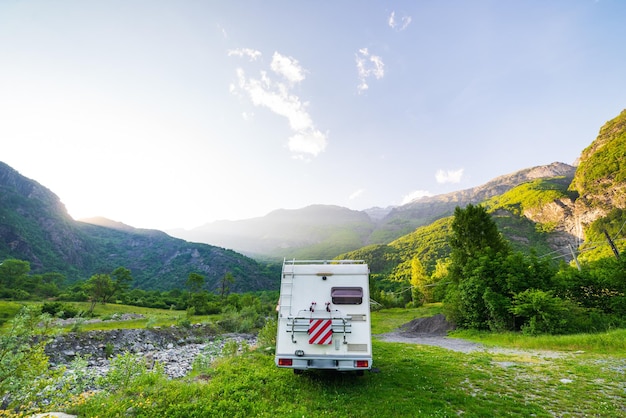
[98, 352, 165, 391]
[510, 289, 572, 335]
[0, 306, 58, 410]
[256, 318, 277, 350]
[41, 301, 80, 319]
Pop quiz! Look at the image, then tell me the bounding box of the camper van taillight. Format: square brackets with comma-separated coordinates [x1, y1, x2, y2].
[278, 358, 293, 366]
[355, 360, 369, 368]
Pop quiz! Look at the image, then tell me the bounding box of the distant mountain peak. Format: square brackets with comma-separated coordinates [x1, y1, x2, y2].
[403, 162, 576, 208]
[79, 216, 134, 230]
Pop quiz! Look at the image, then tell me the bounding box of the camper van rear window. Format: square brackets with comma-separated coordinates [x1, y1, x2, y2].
[331, 287, 363, 305]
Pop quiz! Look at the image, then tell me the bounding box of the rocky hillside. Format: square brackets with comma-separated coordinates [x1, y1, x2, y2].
[513, 109, 626, 253]
[376, 161, 577, 241]
[0, 162, 277, 291]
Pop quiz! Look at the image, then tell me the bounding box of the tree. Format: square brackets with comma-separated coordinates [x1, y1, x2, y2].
[448, 204, 510, 281]
[36, 272, 65, 298]
[444, 204, 512, 330]
[186, 273, 208, 314]
[85, 274, 115, 314]
[410, 257, 427, 306]
[111, 267, 133, 297]
[186, 273, 205, 294]
[431, 259, 450, 302]
[0, 259, 31, 290]
[220, 272, 235, 300]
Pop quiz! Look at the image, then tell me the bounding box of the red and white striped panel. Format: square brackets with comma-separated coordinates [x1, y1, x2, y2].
[308, 319, 333, 345]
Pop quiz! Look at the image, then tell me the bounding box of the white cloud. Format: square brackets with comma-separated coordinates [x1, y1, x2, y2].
[349, 189, 365, 200]
[388, 12, 396, 28]
[230, 50, 328, 158]
[270, 52, 306, 84]
[356, 48, 385, 93]
[388, 11, 412, 31]
[435, 168, 464, 184]
[236, 69, 312, 131]
[287, 128, 327, 157]
[227, 48, 262, 61]
[402, 190, 433, 204]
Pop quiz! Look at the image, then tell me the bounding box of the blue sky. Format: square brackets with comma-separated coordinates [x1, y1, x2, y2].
[2, 0, 625, 230]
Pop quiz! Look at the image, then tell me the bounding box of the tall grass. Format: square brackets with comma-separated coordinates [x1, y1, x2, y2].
[0, 301, 24, 328]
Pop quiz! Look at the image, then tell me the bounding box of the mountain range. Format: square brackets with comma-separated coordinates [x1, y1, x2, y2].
[168, 162, 579, 260]
[2, 108, 625, 290]
[0, 162, 278, 291]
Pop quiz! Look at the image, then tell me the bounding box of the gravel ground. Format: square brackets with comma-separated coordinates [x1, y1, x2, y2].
[376, 331, 485, 353]
[376, 314, 565, 359]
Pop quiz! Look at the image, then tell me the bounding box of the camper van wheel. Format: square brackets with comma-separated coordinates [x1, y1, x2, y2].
[294, 369, 304, 375]
[356, 370, 364, 376]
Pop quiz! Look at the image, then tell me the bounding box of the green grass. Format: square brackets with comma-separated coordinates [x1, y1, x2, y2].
[2, 301, 626, 417]
[66, 302, 189, 331]
[0, 301, 25, 327]
[62, 339, 626, 417]
[0, 301, 205, 332]
[452, 328, 626, 356]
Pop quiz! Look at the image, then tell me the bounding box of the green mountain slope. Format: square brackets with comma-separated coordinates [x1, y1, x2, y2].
[0, 162, 277, 291]
[338, 108, 626, 279]
[571, 109, 626, 198]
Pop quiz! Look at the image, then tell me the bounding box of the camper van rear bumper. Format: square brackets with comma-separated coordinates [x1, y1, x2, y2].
[275, 355, 372, 371]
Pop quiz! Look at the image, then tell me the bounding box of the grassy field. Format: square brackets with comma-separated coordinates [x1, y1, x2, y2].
[0, 301, 211, 332]
[65, 338, 625, 417]
[2, 302, 625, 417]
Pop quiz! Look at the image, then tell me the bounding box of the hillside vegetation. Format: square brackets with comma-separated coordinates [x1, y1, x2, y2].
[572, 108, 626, 196]
[0, 162, 277, 292]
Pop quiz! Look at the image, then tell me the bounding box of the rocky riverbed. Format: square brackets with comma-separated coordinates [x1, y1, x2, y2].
[45, 324, 257, 379]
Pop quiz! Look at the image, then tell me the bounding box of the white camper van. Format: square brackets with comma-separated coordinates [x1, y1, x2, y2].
[275, 259, 372, 374]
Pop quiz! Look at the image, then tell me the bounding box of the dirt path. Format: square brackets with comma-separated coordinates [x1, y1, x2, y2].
[375, 314, 565, 359]
[376, 331, 484, 353]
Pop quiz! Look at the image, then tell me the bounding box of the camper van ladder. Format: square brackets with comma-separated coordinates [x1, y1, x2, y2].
[279, 262, 296, 317]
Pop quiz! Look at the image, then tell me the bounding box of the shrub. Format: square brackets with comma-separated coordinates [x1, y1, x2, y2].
[510, 289, 571, 335]
[256, 318, 277, 351]
[222, 340, 239, 357]
[98, 352, 165, 391]
[0, 306, 58, 410]
[217, 306, 237, 332]
[41, 302, 80, 319]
